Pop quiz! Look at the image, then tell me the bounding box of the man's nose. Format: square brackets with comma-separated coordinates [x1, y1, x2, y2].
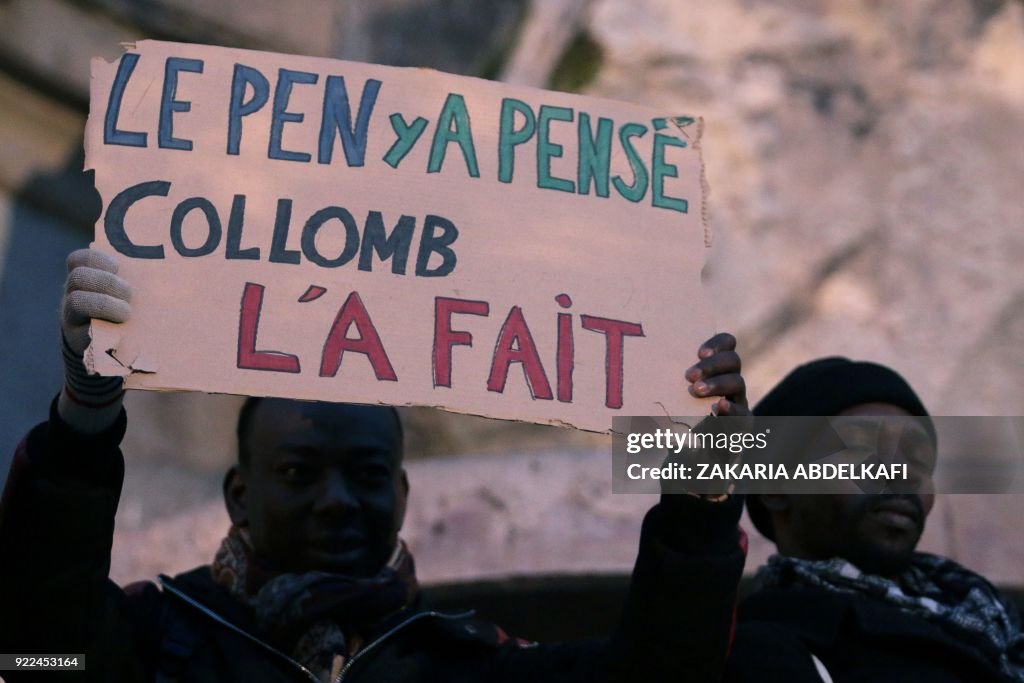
[314, 469, 359, 512]
[903, 464, 934, 497]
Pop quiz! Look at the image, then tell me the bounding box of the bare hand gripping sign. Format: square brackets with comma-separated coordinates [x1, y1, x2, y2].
[85, 40, 712, 433]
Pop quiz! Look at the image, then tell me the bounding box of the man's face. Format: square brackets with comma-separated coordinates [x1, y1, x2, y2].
[225, 399, 407, 577]
[772, 403, 936, 577]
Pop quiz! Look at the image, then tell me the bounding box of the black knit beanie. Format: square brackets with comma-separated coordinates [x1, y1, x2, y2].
[747, 357, 933, 541]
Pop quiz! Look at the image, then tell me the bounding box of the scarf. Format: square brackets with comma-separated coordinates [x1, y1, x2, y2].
[211, 525, 418, 682]
[756, 553, 1024, 682]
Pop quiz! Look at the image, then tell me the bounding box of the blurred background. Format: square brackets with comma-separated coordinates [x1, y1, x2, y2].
[1, 0, 1022, 639]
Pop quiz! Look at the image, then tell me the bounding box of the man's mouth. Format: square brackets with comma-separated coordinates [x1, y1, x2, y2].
[868, 498, 922, 531]
[306, 536, 368, 571]
[312, 531, 365, 546]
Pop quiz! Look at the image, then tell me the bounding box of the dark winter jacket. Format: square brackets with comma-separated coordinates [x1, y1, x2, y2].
[0, 401, 746, 682]
[724, 588, 1010, 683]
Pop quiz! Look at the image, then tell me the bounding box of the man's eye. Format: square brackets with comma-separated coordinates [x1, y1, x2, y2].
[904, 453, 935, 475]
[838, 428, 876, 449]
[278, 463, 313, 482]
[356, 465, 392, 484]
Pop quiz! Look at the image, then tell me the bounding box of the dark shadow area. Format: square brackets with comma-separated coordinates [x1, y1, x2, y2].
[548, 31, 604, 93]
[364, 0, 527, 76]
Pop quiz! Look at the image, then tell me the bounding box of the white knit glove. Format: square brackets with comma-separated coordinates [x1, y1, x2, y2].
[58, 249, 133, 434]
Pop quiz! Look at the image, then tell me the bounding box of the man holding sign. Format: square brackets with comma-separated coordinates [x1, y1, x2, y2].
[0, 41, 747, 682]
[0, 247, 748, 682]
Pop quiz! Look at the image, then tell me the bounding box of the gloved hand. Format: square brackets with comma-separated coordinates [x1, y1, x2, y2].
[58, 249, 132, 434]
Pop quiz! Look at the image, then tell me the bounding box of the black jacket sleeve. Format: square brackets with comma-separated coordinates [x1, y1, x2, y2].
[492, 494, 746, 683]
[608, 494, 745, 682]
[0, 399, 150, 682]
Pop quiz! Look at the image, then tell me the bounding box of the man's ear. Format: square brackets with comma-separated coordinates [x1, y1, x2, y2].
[223, 465, 249, 527]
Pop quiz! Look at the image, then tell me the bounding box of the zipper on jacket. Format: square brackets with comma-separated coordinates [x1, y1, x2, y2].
[159, 575, 473, 683]
[335, 610, 475, 683]
[159, 576, 320, 683]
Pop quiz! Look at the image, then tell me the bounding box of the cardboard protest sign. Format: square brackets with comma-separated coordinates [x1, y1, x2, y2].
[85, 40, 713, 433]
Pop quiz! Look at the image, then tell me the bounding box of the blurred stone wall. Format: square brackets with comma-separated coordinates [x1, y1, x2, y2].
[0, 0, 1021, 587]
[583, 0, 1024, 416]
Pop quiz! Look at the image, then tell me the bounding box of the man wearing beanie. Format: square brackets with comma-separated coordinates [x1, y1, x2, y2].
[725, 358, 1024, 683]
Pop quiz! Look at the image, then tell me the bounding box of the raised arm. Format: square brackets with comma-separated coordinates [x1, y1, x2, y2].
[0, 248, 148, 678]
[609, 333, 748, 681]
[492, 334, 749, 683]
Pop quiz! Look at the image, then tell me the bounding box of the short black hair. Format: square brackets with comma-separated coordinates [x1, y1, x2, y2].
[235, 396, 405, 468]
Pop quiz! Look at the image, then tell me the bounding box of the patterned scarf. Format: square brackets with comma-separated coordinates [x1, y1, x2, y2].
[757, 553, 1024, 682]
[211, 525, 418, 682]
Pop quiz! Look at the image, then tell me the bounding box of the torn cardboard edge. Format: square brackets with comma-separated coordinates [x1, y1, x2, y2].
[84, 322, 158, 377]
